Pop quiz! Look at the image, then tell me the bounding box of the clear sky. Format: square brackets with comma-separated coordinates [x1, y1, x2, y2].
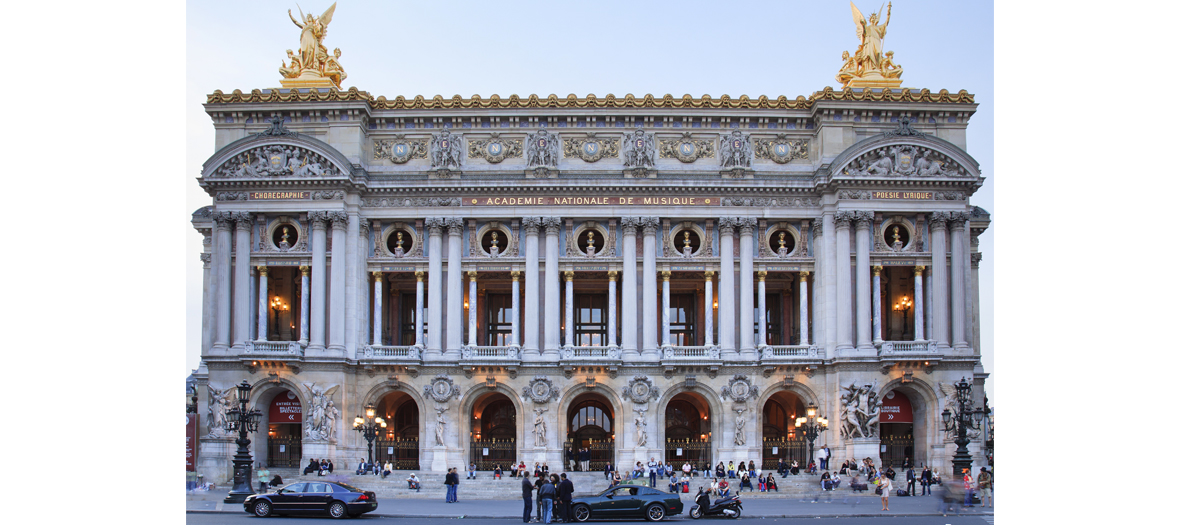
[185, 0, 996, 400]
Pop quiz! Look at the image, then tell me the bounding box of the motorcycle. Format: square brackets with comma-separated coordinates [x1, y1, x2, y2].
[689, 489, 742, 519]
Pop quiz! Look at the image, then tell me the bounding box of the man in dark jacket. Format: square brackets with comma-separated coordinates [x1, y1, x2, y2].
[906, 467, 916, 496]
[534, 476, 545, 522]
[522, 475, 534, 523]
[445, 467, 460, 503]
[558, 473, 575, 523]
[919, 466, 933, 495]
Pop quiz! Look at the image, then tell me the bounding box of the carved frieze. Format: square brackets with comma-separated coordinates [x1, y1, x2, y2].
[362, 197, 462, 208]
[212, 145, 343, 178]
[659, 133, 715, 163]
[721, 197, 818, 207]
[468, 134, 523, 164]
[841, 144, 967, 178]
[754, 134, 809, 163]
[374, 135, 428, 164]
[563, 134, 618, 162]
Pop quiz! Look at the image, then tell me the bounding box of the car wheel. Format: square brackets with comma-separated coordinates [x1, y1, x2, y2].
[728, 507, 741, 519]
[252, 500, 271, 517]
[645, 503, 666, 522]
[689, 506, 702, 519]
[328, 501, 347, 519]
[573, 504, 591, 522]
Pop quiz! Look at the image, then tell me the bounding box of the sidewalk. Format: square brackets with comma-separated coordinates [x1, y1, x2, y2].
[187, 487, 994, 518]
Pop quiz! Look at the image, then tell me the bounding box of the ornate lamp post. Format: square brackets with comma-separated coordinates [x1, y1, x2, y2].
[223, 380, 263, 504]
[941, 377, 984, 478]
[892, 295, 912, 339]
[353, 403, 387, 466]
[794, 402, 828, 467]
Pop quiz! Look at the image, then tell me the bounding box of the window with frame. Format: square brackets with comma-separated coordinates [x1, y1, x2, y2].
[670, 293, 695, 346]
[485, 293, 513, 346]
[399, 293, 426, 346]
[574, 293, 607, 346]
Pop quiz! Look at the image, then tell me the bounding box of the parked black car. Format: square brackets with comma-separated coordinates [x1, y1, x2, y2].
[570, 484, 684, 522]
[243, 481, 378, 518]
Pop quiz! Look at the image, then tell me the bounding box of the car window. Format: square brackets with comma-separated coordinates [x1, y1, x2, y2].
[307, 483, 328, 493]
[639, 487, 660, 495]
[281, 483, 306, 493]
[333, 482, 361, 493]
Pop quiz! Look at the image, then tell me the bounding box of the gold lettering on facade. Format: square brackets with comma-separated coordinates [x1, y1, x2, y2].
[463, 196, 718, 206]
[871, 191, 932, 200]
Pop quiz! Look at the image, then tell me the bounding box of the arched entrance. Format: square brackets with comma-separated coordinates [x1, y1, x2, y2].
[760, 390, 808, 470]
[565, 393, 615, 471]
[878, 389, 915, 468]
[664, 392, 711, 468]
[470, 392, 516, 469]
[265, 388, 303, 467]
[374, 391, 420, 470]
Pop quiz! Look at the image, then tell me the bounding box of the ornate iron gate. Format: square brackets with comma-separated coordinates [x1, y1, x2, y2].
[374, 438, 420, 470]
[267, 436, 303, 468]
[879, 434, 915, 468]
[564, 438, 616, 471]
[761, 437, 807, 470]
[664, 438, 710, 469]
[470, 438, 516, 470]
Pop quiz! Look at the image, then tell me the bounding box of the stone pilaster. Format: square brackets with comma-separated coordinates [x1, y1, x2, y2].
[929, 212, 950, 349]
[445, 217, 464, 358]
[231, 212, 253, 352]
[327, 211, 348, 354]
[913, 266, 925, 341]
[799, 271, 810, 345]
[854, 211, 873, 352]
[564, 270, 575, 348]
[372, 271, 384, 345]
[607, 270, 618, 348]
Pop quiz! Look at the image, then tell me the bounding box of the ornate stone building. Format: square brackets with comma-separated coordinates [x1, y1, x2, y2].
[191, 85, 990, 482]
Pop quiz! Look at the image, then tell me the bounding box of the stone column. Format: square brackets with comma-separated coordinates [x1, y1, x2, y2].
[344, 213, 360, 356]
[565, 271, 575, 348]
[703, 271, 714, 346]
[718, 218, 737, 355]
[309, 211, 328, 349]
[257, 266, 269, 341]
[821, 216, 836, 350]
[971, 252, 982, 353]
[641, 217, 659, 357]
[757, 270, 767, 347]
[799, 271, 810, 345]
[854, 212, 873, 352]
[621, 218, 640, 358]
[328, 212, 348, 354]
[211, 213, 231, 351]
[929, 212, 950, 349]
[661, 270, 672, 347]
[201, 252, 214, 353]
[415, 270, 426, 347]
[511, 270, 521, 347]
[232, 213, 253, 351]
[543, 217, 562, 355]
[607, 270, 618, 348]
[299, 265, 310, 344]
[738, 217, 756, 354]
[872, 266, 883, 343]
[446, 218, 464, 358]
[950, 213, 968, 350]
[913, 266, 925, 341]
[522, 217, 542, 358]
[372, 272, 384, 345]
[468, 270, 478, 347]
[426, 218, 445, 357]
[834, 211, 854, 352]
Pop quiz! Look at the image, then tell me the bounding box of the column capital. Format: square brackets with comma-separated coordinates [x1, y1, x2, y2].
[872, 265, 883, 276]
[607, 270, 617, 281]
[717, 217, 739, 235]
[511, 270, 521, 281]
[834, 211, 855, 230]
[737, 217, 757, 235]
[468, 270, 478, 279]
[854, 211, 875, 230]
[929, 211, 950, 231]
[257, 265, 268, 275]
[309, 210, 330, 229]
[200, 252, 212, 268]
[234, 212, 254, 231]
[300, 265, 310, 276]
[372, 271, 384, 280]
[213, 211, 235, 229]
[415, 270, 425, 281]
[425, 217, 446, 235]
[564, 270, 575, 282]
[799, 270, 810, 278]
[640, 216, 660, 234]
[359, 219, 371, 236]
[914, 265, 926, 273]
[949, 211, 969, 230]
[522, 216, 543, 235]
[757, 270, 767, 281]
[620, 216, 641, 235]
[704, 269, 714, 279]
[541, 216, 563, 235]
[811, 220, 823, 239]
[661, 270, 671, 281]
[328, 211, 349, 230]
[445, 217, 464, 235]
[971, 252, 983, 268]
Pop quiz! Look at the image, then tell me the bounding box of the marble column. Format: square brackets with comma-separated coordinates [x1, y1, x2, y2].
[468, 270, 478, 347]
[854, 212, 873, 351]
[757, 270, 767, 347]
[446, 218, 464, 357]
[833, 211, 854, 351]
[950, 213, 968, 350]
[913, 266, 925, 341]
[232, 213, 253, 351]
[257, 266, 269, 341]
[620, 218, 640, 358]
[703, 271, 714, 347]
[641, 217, 659, 356]
[344, 213, 360, 355]
[299, 265, 310, 344]
[306, 213, 329, 351]
[415, 270, 425, 347]
[564, 271, 575, 348]
[426, 218, 445, 357]
[212, 212, 232, 351]
[522, 217, 542, 358]
[821, 216, 837, 350]
[738, 217, 756, 354]
[328, 212, 348, 353]
[872, 266, 883, 343]
[718, 218, 737, 354]
[543, 217, 562, 355]
[799, 271, 810, 345]
[201, 252, 214, 353]
[372, 272, 384, 345]
[661, 270, 671, 347]
[511, 270, 521, 347]
[929, 212, 950, 349]
[607, 270, 618, 348]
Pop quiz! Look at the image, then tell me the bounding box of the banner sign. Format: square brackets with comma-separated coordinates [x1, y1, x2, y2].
[269, 390, 303, 423]
[879, 390, 913, 423]
[186, 414, 198, 471]
[464, 196, 718, 207]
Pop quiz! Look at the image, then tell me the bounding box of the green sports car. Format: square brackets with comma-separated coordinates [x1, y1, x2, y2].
[570, 485, 684, 522]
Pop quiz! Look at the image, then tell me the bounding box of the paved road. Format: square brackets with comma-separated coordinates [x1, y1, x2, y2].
[187, 514, 994, 525]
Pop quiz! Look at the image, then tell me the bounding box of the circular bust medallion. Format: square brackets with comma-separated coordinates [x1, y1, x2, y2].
[433, 381, 449, 397]
[632, 382, 650, 400]
[531, 382, 550, 400]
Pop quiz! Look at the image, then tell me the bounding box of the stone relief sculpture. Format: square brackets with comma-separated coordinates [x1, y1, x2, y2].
[526, 130, 560, 168]
[634, 408, 648, 447]
[434, 404, 449, 446]
[207, 386, 232, 438]
[430, 129, 464, 169]
[521, 376, 560, 404]
[621, 129, 657, 168]
[423, 375, 460, 403]
[839, 380, 880, 439]
[841, 144, 966, 178]
[622, 375, 660, 404]
[721, 375, 759, 403]
[214, 145, 341, 179]
[533, 406, 548, 447]
[733, 406, 747, 446]
[323, 400, 339, 440]
[720, 130, 753, 168]
[302, 382, 340, 441]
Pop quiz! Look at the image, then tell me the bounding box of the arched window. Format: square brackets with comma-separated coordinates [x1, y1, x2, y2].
[569, 399, 613, 434]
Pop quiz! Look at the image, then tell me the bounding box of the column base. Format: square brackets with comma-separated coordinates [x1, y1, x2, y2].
[326, 344, 346, 356]
[210, 343, 230, 355]
[521, 345, 541, 361]
[621, 346, 639, 361]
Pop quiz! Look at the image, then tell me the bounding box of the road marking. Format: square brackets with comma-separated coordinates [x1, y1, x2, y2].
[980, 516, 995, 525]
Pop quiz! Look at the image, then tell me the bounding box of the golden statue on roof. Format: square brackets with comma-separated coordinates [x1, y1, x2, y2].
[279, 2, 347, 89]
[836, 2, 903, 89]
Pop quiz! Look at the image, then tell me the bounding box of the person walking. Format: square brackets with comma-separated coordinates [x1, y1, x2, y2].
[558, 473, 575, 523]
[879, 473, 893, 511]
[977, 467, 993, 508]
[816, 445, 828, 471]
[538, 476, 557, 524]
[920, 465, 932, 495]
[821, 445, 831, 470]
[521, 473, 535, 523]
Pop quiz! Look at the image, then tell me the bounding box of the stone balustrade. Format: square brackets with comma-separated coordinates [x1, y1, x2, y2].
[877, 340, 938, 355]
[244, 340, 305, 355]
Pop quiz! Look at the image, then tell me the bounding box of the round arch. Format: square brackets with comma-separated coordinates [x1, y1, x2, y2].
[653, 382, 724, 470]
[557, 383, 623, 471]
[201, 128, 354, 179]
[877, 377, 940, 470]
[458, 384, 524, 469]
[829, 131, 982, 181]
[361, 380, 429, 469]
[247, 378, 309, 469]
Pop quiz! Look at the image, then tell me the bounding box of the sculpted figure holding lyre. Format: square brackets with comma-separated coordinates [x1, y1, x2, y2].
[281, 3, 346, 89]
[837, 2, 902, 88]
[852, 2, 891, 71]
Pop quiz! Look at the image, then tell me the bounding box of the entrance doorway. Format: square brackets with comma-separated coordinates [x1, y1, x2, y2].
[878, 390, 915, 468]
[470, 392, 516, 469]
[266, 388, 303, 467]
[664, 393, 711, 469]
[373, 391, 420, 470]
[760, 391, 808, 470]
[565, 394, 615, 471]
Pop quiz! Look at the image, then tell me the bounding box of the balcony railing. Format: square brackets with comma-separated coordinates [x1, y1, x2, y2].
[661, 345, 721, 360]
[460, 345, 520, 360]
[759, 345, 821, 361]
[878, 340, 938, 355]
[560, 346, 619, 359]
[244, 340, 304, 356]
[361, 344, 422, 360]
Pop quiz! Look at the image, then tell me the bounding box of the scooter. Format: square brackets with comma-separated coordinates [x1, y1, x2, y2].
[689, 489, 742, 519]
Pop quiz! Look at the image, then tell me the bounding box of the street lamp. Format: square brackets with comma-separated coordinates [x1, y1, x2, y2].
[353, 403, 387, 466]
[940, 377, 984, 478]
[794, 402, 828, 467]
[222, 380, 263, 504]
[892, 295, 913, 339]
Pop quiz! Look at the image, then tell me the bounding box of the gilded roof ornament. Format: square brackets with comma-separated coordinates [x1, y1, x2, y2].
[837, 2, 904, 89]
[279, 2, 347, 89]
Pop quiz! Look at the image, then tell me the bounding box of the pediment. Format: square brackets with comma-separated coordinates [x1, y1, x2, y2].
[201, 119, 354, 180]
[830, 126, 981, 182]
